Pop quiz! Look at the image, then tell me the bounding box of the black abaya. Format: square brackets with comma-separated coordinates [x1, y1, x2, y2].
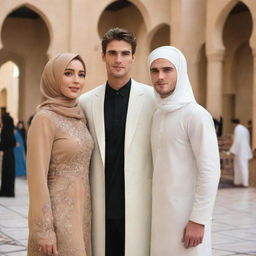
[0, 113, 16, 197]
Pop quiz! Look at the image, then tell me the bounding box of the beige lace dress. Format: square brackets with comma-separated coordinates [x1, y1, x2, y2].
[27, 110, 93, 256]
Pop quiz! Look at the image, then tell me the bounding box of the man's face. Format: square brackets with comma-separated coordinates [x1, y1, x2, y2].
[102, 40, 134, 80]
[150, 58, 177, 98]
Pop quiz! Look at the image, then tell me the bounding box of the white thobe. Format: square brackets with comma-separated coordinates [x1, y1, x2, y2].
[151, 103, 220, 256]
[230, 124, 252, 186]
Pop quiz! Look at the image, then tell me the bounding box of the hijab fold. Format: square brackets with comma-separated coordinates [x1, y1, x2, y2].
[148, 46, 196, 113]
[37, 53, 85, 119]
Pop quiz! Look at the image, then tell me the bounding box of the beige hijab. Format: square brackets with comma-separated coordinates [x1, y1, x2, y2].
[37, 53, 85, 119]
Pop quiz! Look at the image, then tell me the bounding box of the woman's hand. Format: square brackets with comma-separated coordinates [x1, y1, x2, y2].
[38, 242, 58, 255]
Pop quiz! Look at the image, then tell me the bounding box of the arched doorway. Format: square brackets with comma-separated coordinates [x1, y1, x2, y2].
[233, 42, 253, 124]
[0, 6, 50, 125]
[0, 61, 19, 123]
[150, 24, 170, 52]
[0, 88, 7, 115]
[222, 1, 253, 133]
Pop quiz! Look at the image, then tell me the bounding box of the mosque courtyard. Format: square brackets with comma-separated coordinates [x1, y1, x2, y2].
[0, 177, 256, 256]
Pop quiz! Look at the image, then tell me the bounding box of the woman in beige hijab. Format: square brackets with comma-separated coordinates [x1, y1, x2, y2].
[27, 53, 93, 256]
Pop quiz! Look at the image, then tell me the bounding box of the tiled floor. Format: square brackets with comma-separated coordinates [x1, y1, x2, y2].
[0, 177, 28, 256]
[212, 184, 256, 256]
[0, 177, 256, 255]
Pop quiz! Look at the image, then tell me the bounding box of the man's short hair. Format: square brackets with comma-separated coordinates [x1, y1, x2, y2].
[102, 27, 137, 55]
[231, 118, 240, 124]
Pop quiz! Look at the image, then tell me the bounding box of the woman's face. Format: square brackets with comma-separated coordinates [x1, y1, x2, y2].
[60, 59, 86, 99]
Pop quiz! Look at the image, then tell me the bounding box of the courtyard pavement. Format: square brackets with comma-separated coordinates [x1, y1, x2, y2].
[0, 177, 256, 255]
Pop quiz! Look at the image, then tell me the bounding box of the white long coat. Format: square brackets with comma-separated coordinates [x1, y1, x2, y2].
[79, 80, 155, 256]
[230, 124, 252, 186]
[151, 103, 220, 256]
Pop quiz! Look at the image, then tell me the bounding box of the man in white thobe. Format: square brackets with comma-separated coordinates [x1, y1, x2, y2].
[230, 119, 252, 187]
[148, 46, 220, 256]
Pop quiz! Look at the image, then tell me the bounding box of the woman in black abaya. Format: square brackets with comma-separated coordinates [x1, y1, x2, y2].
[0, 113, 16, 197]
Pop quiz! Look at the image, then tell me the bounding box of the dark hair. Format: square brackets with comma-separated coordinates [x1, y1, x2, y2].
[17, 120, 25, 127]
[231, 118, 240, 124]
[102, 27, 137, 55]
[0, 113, 16, 149]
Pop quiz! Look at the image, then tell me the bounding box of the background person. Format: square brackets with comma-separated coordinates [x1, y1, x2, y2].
[230, 118, 252, 187]
[0, 112, 16, 197]
[16, 120, 27, 153]
[14, 122, 26, 176]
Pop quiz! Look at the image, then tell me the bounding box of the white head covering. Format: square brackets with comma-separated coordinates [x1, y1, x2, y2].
[148, 46, 196, 112]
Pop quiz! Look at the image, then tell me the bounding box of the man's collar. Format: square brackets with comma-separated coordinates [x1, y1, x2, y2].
[106, 79, 131, 97]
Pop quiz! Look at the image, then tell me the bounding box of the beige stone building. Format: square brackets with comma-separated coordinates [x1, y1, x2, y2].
[0, 0, 256, 178]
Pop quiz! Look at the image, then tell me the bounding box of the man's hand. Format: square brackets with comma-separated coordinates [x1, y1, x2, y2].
[38, 241, 58, 255]
[182, 220, 205, 248]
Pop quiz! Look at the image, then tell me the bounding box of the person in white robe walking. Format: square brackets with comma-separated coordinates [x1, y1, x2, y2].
[148, 46, 220, 256]
[230, 118, 252, 187]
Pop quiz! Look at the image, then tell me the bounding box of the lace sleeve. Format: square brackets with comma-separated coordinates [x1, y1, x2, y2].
[27, 111, 56, 244]
[32, 203, 56, 243]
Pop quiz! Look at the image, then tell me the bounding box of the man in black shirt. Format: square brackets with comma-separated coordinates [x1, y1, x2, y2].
[80, 28, 155, 256]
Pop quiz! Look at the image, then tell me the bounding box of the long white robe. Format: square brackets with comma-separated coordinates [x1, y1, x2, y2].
[230, 124, 252, 186]
[148, 46, 220, 256]
[151, 103, 220, 256]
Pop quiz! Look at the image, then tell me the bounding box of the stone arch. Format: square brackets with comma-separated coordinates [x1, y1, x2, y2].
[128, 0, 151, 31]
[98, 1, 145, 39]
[0, 88, 7, 108]
[0, 2, 53, 54]
[0, 50, 23, 109]
[0, 49, 22, 68]
[221, 2, 253, 132]
[148, 23, 170, 52]
[98, 0, 151, 34]
[0, 6, 50, 123]
[206, 1, 253, 119]
[209, 0, 253, 54]
[0, 61, 20, 122]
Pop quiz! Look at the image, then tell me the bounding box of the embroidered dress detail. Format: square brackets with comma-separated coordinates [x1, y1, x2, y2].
[27, 110, 93, 256]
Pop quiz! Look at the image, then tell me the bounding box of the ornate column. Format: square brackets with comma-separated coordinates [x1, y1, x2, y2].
[206, 51, 224, 118]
